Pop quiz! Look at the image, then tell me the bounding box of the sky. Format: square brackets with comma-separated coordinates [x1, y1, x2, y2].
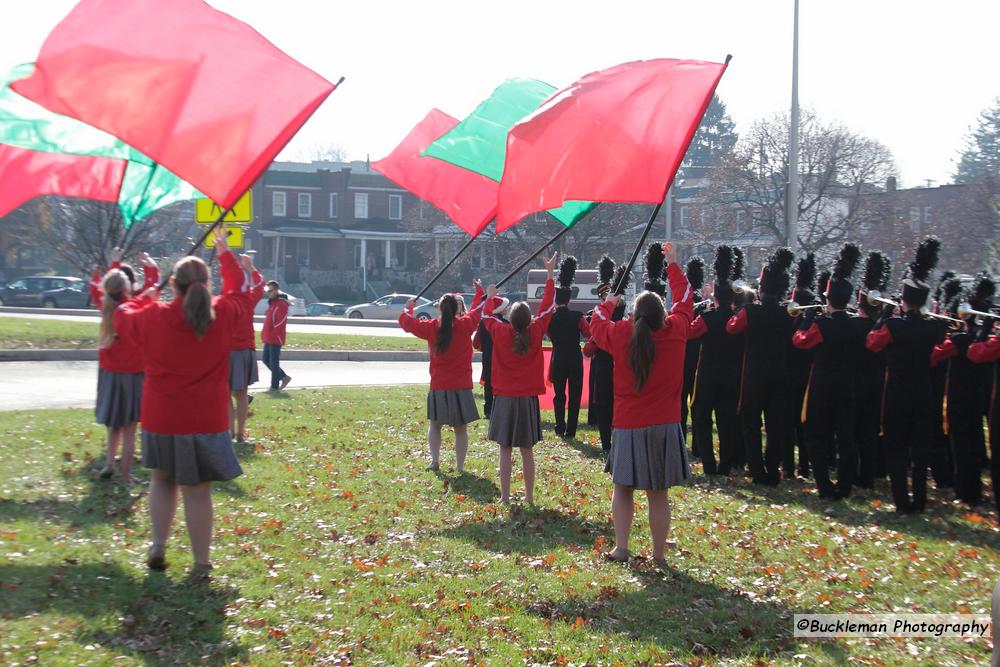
[2, 1, 997, 189]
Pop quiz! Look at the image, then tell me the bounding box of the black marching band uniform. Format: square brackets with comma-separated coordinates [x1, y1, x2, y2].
[928, 272, 958, 489]
[585, 258, 629, 456]
[547, 256, 590, 439]
[792, 243, 864, 499]
[681, 257, 707, 445]
[689, 245, 743, 475]
[787, 253, 817, 479]
[728, 248, 796, 486]
[866, 237, 948, 513]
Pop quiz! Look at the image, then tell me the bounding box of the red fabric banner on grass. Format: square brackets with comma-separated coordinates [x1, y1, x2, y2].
[12, 0, 336, 209]
[496, 58, 729, 231]
[0, 142, 125, 217]
[373, 110, 498, 236]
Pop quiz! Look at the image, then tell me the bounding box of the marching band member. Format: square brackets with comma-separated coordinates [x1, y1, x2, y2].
[967, 313, 1000, 515]
[400, 281, 486, 473]
[590, 242, 692, 566]
[481, 252, 559, 505]
[681, 256, 706, 446]
[787, 253, 817, 479]
[866, 236, 948, 513]
[584, 257, 626, 456]
[472, 296, 509, 419]
[547, 257, 590, 440]
[792, 243, 863, 499]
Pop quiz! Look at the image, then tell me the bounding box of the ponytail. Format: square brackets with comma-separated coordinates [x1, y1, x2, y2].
[98, 269, 129, 348]
[436, 294, 458, 354]
[173, 256, 215, 338]
[628, 292, 665, 391]
[509, 302, 532, 355]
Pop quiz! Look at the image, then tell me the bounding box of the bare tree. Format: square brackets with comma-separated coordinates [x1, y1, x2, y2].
[292, 142, 348, 163]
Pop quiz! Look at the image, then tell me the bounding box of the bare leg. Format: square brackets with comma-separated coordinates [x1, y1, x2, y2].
[119, 422, 137, 479]
[520, 447, 535, 505]
[611, 484, 635, 555]
[149, 469, 179, 548]
[103, 426, 121, 474]
[232, 390, 249, 440]
[499, 446, 513, 503]
[646, 489, 670, 560]
[427, 421, 442, 469]
[454, 424, 468, 473]
[180, 482, 214, 566]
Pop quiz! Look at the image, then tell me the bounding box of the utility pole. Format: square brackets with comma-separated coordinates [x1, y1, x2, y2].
[785, 0, 800, 253]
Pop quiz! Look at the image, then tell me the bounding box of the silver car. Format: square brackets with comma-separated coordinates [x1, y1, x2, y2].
[345, 294, 429, 320]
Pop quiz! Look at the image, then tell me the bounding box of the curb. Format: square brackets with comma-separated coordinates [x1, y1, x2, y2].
[0, 349, 482, 363]
[0, 306, 400, 328]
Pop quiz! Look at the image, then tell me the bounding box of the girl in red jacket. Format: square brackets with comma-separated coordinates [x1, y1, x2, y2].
[115, 227, 253, 578]
[589, 243, 693, 566]
[89, 248, 159, 482]
[400, 280, 485, 472]
[481, 252, 558, 505]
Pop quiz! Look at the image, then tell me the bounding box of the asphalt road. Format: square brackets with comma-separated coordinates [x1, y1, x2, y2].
[0, 360, 463, 411]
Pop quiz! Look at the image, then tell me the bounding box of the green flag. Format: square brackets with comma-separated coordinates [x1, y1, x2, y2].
[422, 78, 593, 228]
[0, 63, 201, 226]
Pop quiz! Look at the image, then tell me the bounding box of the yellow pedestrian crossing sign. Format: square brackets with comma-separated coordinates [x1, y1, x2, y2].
[196, 191, 252, 224]
[204, 225, 244, 249]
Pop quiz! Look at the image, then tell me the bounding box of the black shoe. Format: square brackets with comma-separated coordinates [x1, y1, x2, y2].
[247, 394, 254, 405]
[554, 427, 565, 437]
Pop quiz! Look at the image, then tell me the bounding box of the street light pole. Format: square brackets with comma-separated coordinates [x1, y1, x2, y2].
[786, 0, 800, 253]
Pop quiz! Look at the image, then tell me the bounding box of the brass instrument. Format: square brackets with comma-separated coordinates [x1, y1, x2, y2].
[957, 302, 1000, 321]
[786, 302, 825, 316]
[733, 279, 756, 296]
[694, 298, 713, 309]
[865, 290, 963, 327]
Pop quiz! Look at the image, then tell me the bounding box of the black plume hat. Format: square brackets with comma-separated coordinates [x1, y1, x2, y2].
[827, 243, 862, 309]
[643, 243, 666, 298]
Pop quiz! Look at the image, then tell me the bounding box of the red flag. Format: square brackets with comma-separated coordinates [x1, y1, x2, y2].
[373, 110, 498, 236]
[496, 58, 729, 231]
[13, 0, 336, 210]
[0, 143, 125, 217]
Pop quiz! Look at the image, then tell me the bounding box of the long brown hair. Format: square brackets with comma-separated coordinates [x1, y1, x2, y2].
[509, 302, 532, 355]
[629, 291, 665, 391]
[436, 294, 458, 354]
[173, 256, 215, 338]
[98, 269, 129, 348]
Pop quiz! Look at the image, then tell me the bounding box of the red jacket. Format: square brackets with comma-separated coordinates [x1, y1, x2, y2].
[231, 269, 264, 350]
[589, 262, 693, 429]
[261, 295, 290, 345]
[398, 286, 485, 390]
[89, 261, 159, 373]
[481, 279, 556, 397]
[115, 252, 251, 434]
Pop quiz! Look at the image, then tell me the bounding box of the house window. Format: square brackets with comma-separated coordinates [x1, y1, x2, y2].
[923, 206, 932, 225]
[355, 193, 368, 219]
[272, 191, 286, 217]
[679, 206, 688, 229]
[298, 192, 312, 218]
[353, 242, 363, 268]
[329, 193, 338, 219]
[389, 194, 403, 220]
[860, 221, 871, 235]
[534, 211, 547, 223]
[909, 207, 920, 232]
[736, 210, 747, 233]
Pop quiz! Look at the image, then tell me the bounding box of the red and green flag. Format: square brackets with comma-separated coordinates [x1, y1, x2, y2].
[422, 79, 594, 229]
[13, 0, 337, 210]
[0, 63, 201, 225]
[496, 58, 729, 231]
[373, 109, 498, 237]
[0, 143, 125, 218]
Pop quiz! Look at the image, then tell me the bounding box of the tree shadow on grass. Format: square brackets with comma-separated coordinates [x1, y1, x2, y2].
[524, 563, 796, 662]
[450, 471, 500, 504]
[439, 505, 610, 556]
[689, 472, 1000, 551]
[0, 561, 245, 665]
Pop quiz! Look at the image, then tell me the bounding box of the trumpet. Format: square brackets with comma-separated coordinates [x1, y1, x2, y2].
[957, 302, 1000, 321]
[866, 290, 964, 326]
[865, 290, 897, 308]
[694, 298, 713, 309]
[733, 279, 756, 296]
[786, 302, 825, 316]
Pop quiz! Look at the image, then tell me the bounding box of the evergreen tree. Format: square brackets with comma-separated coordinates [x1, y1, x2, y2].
[953, 98, 1000, 183]
[681, 94, 738, 179]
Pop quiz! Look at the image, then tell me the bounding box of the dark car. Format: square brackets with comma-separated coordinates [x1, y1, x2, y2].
[0, 276, 91, 308]
[306, 302, 347, 317]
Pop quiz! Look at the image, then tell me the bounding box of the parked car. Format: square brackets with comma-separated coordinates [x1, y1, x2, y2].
[0, 276, 91, 308]
[306, 302, 347, 317]
[253, 293, 306, 316]
[345, 294, 430, 320]
[412, 293, 478, 320]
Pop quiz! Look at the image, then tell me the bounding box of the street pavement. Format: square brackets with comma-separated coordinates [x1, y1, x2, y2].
[0, 360, 467, 411]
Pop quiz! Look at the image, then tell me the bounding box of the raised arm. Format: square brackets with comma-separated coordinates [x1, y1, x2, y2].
[664, 244, 692, 330]
[398, 298, 438, 341]
[589, 295, 621, 354]
[138, 252, 160, 290]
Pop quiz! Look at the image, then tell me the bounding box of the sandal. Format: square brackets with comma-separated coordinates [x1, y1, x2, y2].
[146, 544, 167, 571]
[602, 548, 630, 563]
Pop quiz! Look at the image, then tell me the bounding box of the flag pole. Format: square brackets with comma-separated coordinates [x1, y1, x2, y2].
[414, 230, 483, 300]
[496, 222, 574, 289]
[156, 206, 232, 289]
[612, 202, 664, 295]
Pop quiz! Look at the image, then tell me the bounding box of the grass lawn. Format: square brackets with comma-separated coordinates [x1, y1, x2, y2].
[1, 385, 997, 665]
[0, 316, 425, 352]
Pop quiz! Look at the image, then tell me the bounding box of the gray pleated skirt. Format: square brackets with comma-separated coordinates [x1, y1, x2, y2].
[141, 431, 244, 485]
[488, 395, 542, 449]
[229, 348, 259, 390]
[427, 388, 480, 426]
[95, 369, 143, 427]
[608, 423, 690, 490]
